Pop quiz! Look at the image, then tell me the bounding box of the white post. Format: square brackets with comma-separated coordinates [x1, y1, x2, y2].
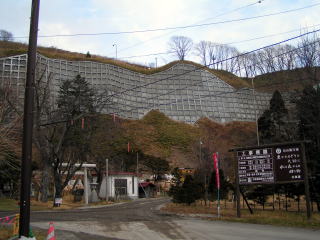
[106, 159, 109, 202]
[84, 167, 88, 204]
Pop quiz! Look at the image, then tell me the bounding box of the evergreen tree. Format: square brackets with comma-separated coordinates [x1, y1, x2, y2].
[295, 85, 320, 211]
[246, 185, 273, 210]
[52, 75, 96, 202]
[58, 74, 95, 118]
[169, 175, 202, 205]
[258, 90, 291, 144]
[208, 169, 230, 200]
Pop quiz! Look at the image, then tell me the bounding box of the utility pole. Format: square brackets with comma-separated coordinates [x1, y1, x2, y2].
[84, 167, 89, 204]
[19, 0, 40, 238]
[200, 140, 208, 204]
[136, 152, 139, 175]
[106, 159, 109, 202]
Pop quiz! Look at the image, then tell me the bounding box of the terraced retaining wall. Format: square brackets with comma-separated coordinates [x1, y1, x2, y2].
[0, 54, 272, 123]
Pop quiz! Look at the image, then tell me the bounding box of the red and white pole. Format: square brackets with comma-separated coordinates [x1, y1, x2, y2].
[213, 152, 220, 217]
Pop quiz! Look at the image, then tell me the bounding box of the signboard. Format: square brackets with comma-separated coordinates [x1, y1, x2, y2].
[237, 143, 304, 185]
[232, 141, 311, 219]
[274, 144, 304, 182]
[237, 148, 273, 184]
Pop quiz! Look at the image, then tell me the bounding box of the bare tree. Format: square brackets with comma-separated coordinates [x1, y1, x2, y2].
[0, 85, 21, 165]
[0, 30, 13, 41]
[296, 33, 320, 68]
[274, 44, 297, 71]
[223, 45, 239, 74]
[237, 53, 257, 78]
[195, 41, 211, 66]
[168, 36, 193, 60]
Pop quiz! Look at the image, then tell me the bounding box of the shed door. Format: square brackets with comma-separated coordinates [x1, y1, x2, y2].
[114, 179, 127, 196]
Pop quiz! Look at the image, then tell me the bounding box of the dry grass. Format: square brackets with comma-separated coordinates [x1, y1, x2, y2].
[0, 227, 11, 240]
[0, 226, 47, 240]
[0, 195, 114, 212]
[162, 201, 320, 229]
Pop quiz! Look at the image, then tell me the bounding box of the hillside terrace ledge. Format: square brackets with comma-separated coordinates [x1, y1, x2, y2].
[0, 54, 273, 124]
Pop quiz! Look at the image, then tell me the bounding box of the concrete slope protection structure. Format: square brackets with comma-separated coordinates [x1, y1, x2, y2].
[0, 54, 272, 123]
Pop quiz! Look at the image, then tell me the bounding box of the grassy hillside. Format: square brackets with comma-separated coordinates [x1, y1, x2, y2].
[243, 67, 320, 92]
[98, 110, 258, 176]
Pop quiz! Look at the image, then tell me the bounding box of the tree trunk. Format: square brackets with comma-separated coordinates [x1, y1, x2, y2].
[40, 160, 51, 202]
[272, 192, 275, 211]
[53, 172, 63, 207]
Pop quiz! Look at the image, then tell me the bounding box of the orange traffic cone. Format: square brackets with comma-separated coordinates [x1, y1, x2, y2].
[46, 222, 56, 240]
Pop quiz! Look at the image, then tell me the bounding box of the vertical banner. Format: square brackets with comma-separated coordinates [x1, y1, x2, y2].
[127, 142, 130, 153]
[213, 152, 220, 189]
[213, 152, 221, 217]
[113, 113, 116, 123]
[81, 118, 85, 129]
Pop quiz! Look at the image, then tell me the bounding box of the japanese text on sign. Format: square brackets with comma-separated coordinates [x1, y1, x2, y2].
[237, 148, 274, 184]
[237, 143, 304, 185]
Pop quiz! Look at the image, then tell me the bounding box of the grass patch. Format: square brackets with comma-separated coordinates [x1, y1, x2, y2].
[0, 227, 12, 240]
[0, 226, 47, 240]
[162, 202, 320, 229]
[0, 198, 19, 211]
[0, 196, 116, 212]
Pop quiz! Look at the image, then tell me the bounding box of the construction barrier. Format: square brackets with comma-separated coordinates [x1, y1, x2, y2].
[0, 213, 19, 236]
[47, 222, 56, 240]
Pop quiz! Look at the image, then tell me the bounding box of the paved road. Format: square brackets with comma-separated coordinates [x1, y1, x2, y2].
[2, 198, 319, 239]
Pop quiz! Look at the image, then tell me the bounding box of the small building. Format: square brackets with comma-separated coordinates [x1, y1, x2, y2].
[99, 172, 139, 200]
[178, 168, 195, 182]
[139, 182, 156, 198]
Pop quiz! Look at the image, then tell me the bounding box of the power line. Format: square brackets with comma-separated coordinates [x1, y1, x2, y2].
[111, 74, 319, 116]
[106, 29, 320, 101]
[119, 51, 174, 59]
[110, 43, 320, 116]
[112, 0, 265, 55]
[226, 24, 320, 45]
[14, 2, 319, 39]
[118, 24, 320, 60]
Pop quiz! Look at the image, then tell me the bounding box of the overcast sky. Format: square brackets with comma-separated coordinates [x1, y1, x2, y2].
[0, 0, 319, 66]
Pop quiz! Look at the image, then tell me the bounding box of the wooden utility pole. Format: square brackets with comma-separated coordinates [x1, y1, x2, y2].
[301, 143, 312, 219]
[234, 152, 241, 218]
[19, 0, 40, 237]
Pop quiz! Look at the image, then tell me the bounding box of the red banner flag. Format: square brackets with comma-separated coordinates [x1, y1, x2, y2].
[81, 118, 85, 129]
[213, 152, 220, 189]
[127, 142, 130, 153]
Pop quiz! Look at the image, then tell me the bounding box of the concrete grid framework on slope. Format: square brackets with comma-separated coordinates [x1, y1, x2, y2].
[0, 54, 272, 123]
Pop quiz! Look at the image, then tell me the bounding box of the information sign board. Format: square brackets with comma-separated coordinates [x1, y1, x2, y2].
[236, 143, 304, 185]
[237, 148, 274, 184]
[273, 144, 304, 182]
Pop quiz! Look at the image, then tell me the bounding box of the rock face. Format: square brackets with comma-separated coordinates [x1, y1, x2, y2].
[0, 54, 272, 123]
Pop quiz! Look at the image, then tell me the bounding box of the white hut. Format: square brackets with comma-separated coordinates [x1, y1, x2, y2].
[99, 172, 139, 200]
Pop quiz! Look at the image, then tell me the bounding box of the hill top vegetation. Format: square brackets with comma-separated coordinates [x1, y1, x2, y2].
[0, 40, 250, 89]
